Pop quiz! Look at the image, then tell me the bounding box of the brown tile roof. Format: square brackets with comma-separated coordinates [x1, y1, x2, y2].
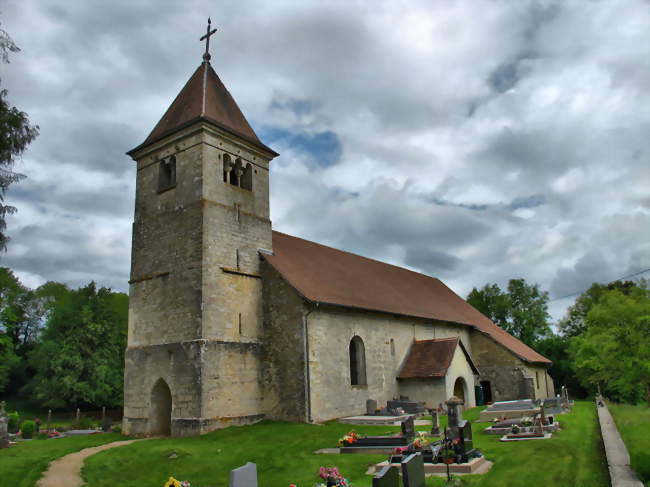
[264, 231, 551, 364]
[398, 337, 479, 379]
[128, 62, 277, 156]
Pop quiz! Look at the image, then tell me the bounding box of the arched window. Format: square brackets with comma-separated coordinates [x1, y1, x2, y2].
[223, 154, 232, 183]
[241, 162, 253, 191]
[349, 336, 367, 386]
[230, 158, 243, 187]
[158, 155, 176, 192]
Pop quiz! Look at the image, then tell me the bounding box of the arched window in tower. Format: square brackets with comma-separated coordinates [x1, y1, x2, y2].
[158, 155, 176, 192]
[349, 336, 367, 386]
[241, 163, 253, 191]
[223, 154, 232, 183]
[230, 158, 243, 187]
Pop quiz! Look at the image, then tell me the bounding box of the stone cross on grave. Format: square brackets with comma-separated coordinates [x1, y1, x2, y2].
[200, 17, 218, 62]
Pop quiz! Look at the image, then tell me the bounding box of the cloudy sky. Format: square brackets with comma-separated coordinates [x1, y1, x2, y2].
[2, 0, 649, 322]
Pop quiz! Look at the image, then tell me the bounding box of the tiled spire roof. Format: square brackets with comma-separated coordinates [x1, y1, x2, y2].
[129, 61, 276, 156]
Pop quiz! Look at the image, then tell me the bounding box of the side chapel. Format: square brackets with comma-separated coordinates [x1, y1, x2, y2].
[122, 26, 554, 437]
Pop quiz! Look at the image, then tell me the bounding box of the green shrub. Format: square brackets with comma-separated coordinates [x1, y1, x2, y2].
[72, 417, 95, 430]
[7, 411, 19, 433]
[21, 420, 36, 439]
[111, 425, 122, 434]
[36, 433, 48, 440]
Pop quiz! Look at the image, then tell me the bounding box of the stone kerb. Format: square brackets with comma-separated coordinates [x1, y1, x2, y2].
[595, 397, 643, 487]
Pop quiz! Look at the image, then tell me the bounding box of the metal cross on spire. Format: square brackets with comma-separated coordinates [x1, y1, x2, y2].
[200, 17, 218, 62]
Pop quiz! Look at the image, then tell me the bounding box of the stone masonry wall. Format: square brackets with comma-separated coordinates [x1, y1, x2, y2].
[307, 306, 474, 422]
[124, 122, 276, 436]
[470, 329, 552, 401]
[261, 262, 308, 422]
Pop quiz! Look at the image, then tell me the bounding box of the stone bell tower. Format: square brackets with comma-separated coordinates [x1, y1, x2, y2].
[122, 21, 278, 436]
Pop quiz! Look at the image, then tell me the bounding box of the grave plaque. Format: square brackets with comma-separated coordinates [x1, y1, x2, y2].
[0, 401, 8, 449]
[229, 462, 258, 487]
[401, 453, 425, 487]
[372, 465, 400, 487]
[367, 399, 378, 415]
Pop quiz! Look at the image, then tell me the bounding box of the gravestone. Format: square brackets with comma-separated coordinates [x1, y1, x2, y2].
[0, 401, 9, 448]
[401, 416, 415, 439]
[430, 409, 441, 436]
[372, 465, 400, 487]
[401, 452, 425, 487]
[446, 396, 464, 427]
[561, 386, 570, 408]
[229, 462, 257, 487]
[445, 396, 476, 462]
[367, 399, 378, 415]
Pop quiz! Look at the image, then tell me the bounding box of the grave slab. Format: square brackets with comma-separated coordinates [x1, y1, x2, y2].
[339, 414, 412, 425]
[370, 456, 491, 476]
[499, 433, 552, 441]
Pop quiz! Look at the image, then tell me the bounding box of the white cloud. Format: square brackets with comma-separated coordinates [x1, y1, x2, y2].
[1, 0, 649, 321]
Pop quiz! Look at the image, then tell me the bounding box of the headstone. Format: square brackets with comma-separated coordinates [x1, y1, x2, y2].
[561, 386, 570, 408]
[372, 465, 400, 487]
[401, 416, 415, 439]
[445, 396, 475, 462]
[446, 396, 464, 428]
[229, 462, 258, 487]
[367, 399, 378, 415]
[0, 401, 9, 448]
[430, 409, 441, 436]
[401, 453, 425, 487]
[537, 401, 546, 434]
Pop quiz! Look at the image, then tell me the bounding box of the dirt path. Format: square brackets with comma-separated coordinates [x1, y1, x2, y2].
[37, 439, 138, 487]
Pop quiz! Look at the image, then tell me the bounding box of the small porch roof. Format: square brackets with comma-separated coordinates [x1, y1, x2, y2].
[397, 337, 479, 379]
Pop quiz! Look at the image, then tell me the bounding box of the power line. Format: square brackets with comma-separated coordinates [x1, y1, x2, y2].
[549, 267, 650, 302]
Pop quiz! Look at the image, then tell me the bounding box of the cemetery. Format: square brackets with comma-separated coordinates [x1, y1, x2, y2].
[1, 396, 623, 486]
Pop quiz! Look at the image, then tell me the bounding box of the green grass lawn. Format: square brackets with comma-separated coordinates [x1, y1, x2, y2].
[77, 400, 608, 487]
[0, 433, 122, 487]
[608, 401, 650, 486]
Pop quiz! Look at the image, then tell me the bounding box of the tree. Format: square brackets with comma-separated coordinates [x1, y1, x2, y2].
[535, 334, 587, 398]
[558, 280, 645, 337]
[466, 283, 509, 329]
[28, 282, 128, 408]
[0, 24, 39, 250]
[0, 332, 19, 391]
[467, 278, 551, 347]
[570, 286, 650, 404]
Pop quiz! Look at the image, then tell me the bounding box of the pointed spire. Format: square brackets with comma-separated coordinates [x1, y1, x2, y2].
[129, 62, 277, 156]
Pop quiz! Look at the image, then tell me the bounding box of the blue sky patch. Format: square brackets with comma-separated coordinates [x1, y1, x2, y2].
[261, 127, 343, 167]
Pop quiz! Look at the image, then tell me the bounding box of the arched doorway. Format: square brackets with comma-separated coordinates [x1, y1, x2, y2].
[149, 378, 172, 436]
[453, 377, 467, 405]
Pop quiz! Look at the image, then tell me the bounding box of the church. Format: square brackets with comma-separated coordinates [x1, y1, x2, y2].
[122, 29, 554, 437]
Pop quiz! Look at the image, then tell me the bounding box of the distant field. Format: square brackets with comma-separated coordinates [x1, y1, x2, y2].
[608, 401, 650, 486]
